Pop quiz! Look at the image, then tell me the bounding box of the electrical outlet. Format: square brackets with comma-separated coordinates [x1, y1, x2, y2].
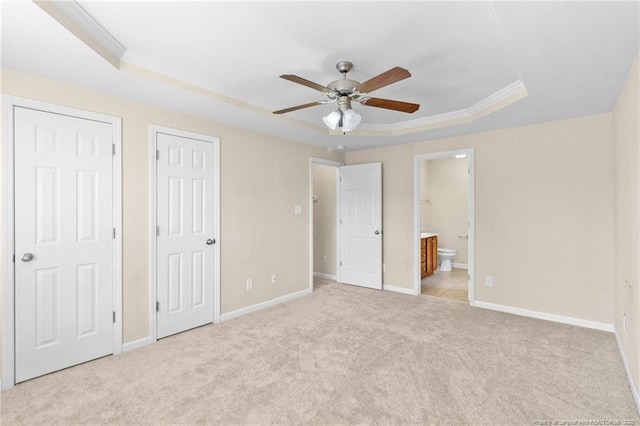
[322, 255, 327, 264]
[294, 204, 303, 215]
[246, 278, 253, 291]
[271, 273, 277, 284]
[623, 313, 627, 331]
[485, 276, 493, 287]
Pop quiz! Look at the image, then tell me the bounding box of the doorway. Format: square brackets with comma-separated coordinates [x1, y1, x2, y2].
[2, 96, 123, 388]
[149, 126, 220, 341]
[309, 158, 383, 291]
[413, 149, 475, 303]
[309, 157, 342, 289]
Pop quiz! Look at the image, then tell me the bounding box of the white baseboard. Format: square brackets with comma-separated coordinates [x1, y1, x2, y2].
[452, 263, 468, 270]
[474, 300, 614, 332]
[383, 284, 415, 295]
[614, 329, 640, 415]
[122, 336, 153, 352]
[220, 288, 312, 322]
[313, 272, 337, 281]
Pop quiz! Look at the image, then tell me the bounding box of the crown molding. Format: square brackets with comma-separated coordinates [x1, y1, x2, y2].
[119, 61, 326, 134]
[348, 80, 528, 136]
[34, 0, 125, 68]
[467, 80, 528, 116]
[122, 50, 292, 114]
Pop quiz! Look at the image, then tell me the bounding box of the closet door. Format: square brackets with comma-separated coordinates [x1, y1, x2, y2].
[14, 107, 115, 383]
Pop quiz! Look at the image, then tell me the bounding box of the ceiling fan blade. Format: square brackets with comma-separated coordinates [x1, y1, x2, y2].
[357, 67, 411, 94]
[273, 100, 326, 114]
[280, 74, 335, 94]
[360, 97, 420, 113]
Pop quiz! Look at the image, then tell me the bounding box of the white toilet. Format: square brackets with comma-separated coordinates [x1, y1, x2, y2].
[437, 248, 457, 272]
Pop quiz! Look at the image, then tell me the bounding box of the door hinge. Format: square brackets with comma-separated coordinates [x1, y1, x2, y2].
[156, 226, 160, 236]
[156, 301, 160, 312]
[113, 228, 116, 239]
[156, 149, 160, 160]
[340, 261, 342, 267]
[112, 311, 116, 323]
[112, 144, 116, 156]
[468, 274, 471, 281]
[339, 177, 342, 182]
[12, 254, 15, 263]
[340, 219, 342, 224]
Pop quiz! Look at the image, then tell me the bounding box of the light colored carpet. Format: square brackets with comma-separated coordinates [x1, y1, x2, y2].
[1, 279, 638, 425]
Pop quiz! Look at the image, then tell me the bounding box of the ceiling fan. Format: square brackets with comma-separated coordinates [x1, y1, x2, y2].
[273, 61, 420, 133]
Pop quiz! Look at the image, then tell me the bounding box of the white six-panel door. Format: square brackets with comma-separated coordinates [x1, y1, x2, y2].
[339, 163, 383, 289]
[156, 132, 215, 338]
[14, 107, 115, 383]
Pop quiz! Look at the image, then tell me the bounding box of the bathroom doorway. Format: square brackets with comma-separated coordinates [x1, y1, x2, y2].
[413, 149, 475, 303]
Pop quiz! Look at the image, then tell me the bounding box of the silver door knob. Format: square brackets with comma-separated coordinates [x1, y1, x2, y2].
[206, 239, 214, 245]
[21, 253, 34, 262]
[374, 230, 380, 235]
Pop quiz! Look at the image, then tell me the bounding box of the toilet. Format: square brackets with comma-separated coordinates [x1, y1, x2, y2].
[437, 248, 457, 272]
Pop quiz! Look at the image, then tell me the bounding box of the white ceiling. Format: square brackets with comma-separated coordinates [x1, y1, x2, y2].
[2, 1, 639, 151]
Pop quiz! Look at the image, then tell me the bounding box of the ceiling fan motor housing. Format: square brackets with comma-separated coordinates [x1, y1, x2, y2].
[328, 61, 361, 98]
[327, 79, 360, 97]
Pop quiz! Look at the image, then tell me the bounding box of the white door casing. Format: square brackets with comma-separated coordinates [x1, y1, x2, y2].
[155, 131, 216, 338]
[13, 106, 117, 383]
[339, 163, 383, 289]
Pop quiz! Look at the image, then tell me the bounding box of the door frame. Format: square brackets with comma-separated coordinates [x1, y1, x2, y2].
[308, 157, 343, 289]
[2, 95, 123, 390]
[413, 148, 475, 302]
[149, 125, 221, 343]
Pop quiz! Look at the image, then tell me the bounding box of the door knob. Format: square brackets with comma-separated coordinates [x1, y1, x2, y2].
[206, 239, 214, 245]
[374, 230, 380, 235]
[21, 253, 34, 262]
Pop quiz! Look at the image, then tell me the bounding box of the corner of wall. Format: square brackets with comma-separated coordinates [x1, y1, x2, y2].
[612, 50, 640, 412]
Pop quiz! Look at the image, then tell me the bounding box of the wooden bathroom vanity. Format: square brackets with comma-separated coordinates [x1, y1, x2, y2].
[421, 234, 438, 278]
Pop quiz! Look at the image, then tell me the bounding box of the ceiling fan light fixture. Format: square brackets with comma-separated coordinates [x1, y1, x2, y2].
[341, 108, 361, 132]
[323, 110, 342, 130]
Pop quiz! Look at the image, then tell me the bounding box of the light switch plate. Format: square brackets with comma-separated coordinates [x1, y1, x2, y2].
[294, 204, 303, 215]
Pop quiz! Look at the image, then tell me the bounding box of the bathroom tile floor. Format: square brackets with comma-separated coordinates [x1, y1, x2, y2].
[421, 267, 468, 303]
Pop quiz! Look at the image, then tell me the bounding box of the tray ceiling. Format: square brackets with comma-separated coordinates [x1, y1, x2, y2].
[2, 1, 638, 150]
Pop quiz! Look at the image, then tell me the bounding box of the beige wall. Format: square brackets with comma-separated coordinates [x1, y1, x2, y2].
[312, 164, 337, 276]
[346, 113, 615, 324]
[422, 157, 469, 264]
[613, 52, 640, 393]
[0, 69, 344, 380]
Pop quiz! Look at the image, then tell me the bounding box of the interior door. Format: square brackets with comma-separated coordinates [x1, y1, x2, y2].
[156, 132, 215, 338]
[339, 163, 382, 289]
[14, 107, 115, 383]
